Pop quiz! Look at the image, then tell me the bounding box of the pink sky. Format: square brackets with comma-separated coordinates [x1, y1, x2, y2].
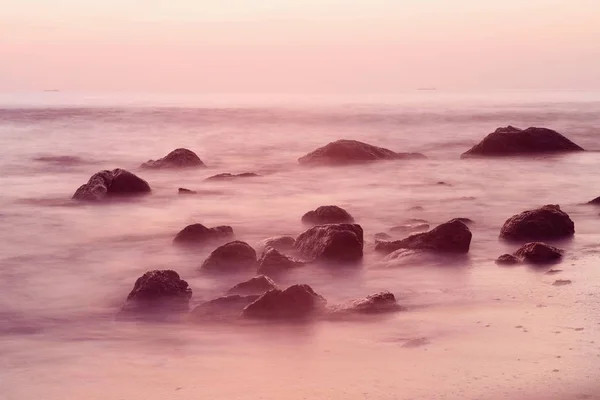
[1, 0, 599, 92]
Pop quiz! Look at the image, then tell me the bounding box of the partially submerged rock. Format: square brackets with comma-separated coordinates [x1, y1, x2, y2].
[192, 294, 259, 320]
[587, 196, 600, 205]
[376, 219, 472, 255]
[390, 223, 430, 234]
[201, 241, 257, 272]
[178, 188, 197, 194]
[333, 291, 403, 315]
[173, 224, 233, 245]
[514, 242, 564, 264]
[301, 205, 354, 225]
[553, 279, 572, 286]
[461, 126, 584, 157]
[375, 232, 393, 241]
[227, 275, 278, 296]
[205, 172, 259, 181]
[257, 247, 304, 275]
[500, 205, 574, 241]
[294, 223, 364, 263]
[120, 270, 192, 315]
[298, 139, 425, 166]
[141, 148, 205, 169]
[496, 254, 520, 265]
[242, 284, 327, 319]
[73, 168, 151, 201]
[260, 236, 296, 251]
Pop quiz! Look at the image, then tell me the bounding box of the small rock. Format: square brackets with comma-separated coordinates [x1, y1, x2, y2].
[337, 291, 403, 314]
[553, 279, 572, 286]
[205, 172, 259, 181]
[514, 242, 564, 264]
[173, 224, 233, 245]
[257, 247, 304, 275]
[496, 254, 520, 265]
[227, 275, 278, 296]
[242, 284, 327, 319]
[402, 338, 431, 348]
[73, 169, 151, 201]
[178, 188, 197, 194]
[120, 270, 192, 315]
[142, 148, 205, 169]
[201, 241, 257, 272]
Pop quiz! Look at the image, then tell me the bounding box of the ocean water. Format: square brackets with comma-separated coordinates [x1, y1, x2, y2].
[1, 91, 600, 400]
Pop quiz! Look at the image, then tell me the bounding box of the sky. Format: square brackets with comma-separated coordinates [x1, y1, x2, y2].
[1, 0, 599, 92]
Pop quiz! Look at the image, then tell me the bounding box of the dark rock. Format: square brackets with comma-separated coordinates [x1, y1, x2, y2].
[121, 270, 192, 314]
[201, 241, 257, 272]
[242, 284, 327, 319]
[514, 242, 564, 264]
[376, 219, 472, 255]
[257, 247, 304, 275]
[496, 254, 520, 265]
[73, 168, 151, 201]
[227, 275, 278, 296]
[141, 148, 205, 169]
[500, 205, 574, 241]
[178, 188, 197, 194]
[552, 279, 572, 286]
[298, 139, 426, 166]
[295, 223, 364, 263]
[375, 232, 392, 241]
[261, 236, 296, 251]
[302, 205, 354, 225]
[338, 291, 403, 314]
[587, 196, 600, 205]
[192, 294, 259, 320]
[390, 223, 430, 234]
[173, 224, 233, 245]
[461, 126, 584, 157]
[205, 172, 259, 181]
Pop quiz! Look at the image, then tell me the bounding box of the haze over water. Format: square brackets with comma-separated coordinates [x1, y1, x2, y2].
[1, 91, 600, 399]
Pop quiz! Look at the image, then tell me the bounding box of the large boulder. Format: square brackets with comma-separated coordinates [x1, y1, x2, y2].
[298, 139, 426, 166]
[376, 219, 472, 255]
[242, 284, 327, 319]
[73, 168, 151, 201]
[227, 275, 278, 296]
[120, 270, 192, 315]
[201, 241, 257, 272]
[514, 242, 564, 264]
[294, 224, 364, 263]
[301, 205, 354, 225]
[141, 148, 205, 169]
[257, 247, 304, 275]
[205, 172, 259, 181]
[173, 223, 233, 245]
[462, 126, 584, 157]
[499, 205, 575, 241]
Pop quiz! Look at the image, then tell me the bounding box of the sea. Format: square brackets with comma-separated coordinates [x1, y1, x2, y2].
[1, 91, 600, 400]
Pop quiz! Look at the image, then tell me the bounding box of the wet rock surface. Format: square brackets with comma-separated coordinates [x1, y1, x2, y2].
[226, 275, 278, 296]
[294, 223, 364, 263]
[242, 284, 327, 319]
[120, 270, 192, 315]
[173, 224, 233, 245]
[73, 168, 151, 201]
[257, 247, 304, 275]
[514, 242, 564, 264]
[301, 205, 354, 225]
[201, 241, 257, 272]
[141, 148, 205, 169]
[500, 204, 574, 241]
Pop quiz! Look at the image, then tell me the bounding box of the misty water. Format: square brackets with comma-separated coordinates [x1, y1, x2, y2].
[1, 91, 600, 399]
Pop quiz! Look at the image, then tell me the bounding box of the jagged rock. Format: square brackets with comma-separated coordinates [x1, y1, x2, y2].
[462, 126, 584, 157]
[242, 284, 327, 319]
[120, 270, 191, 315]
[294, 224, 364, 263]
[376, 220, 472, 255]
[173, 224, 233, 245]
[302, 205, 354, 225]
[73, 168, 151, 201]
[298, 139, 426, 166]
[141, 148, 205, 169]
[257, 247, 304, 275]
[227, 275, 278, 296]
[500, 205, 574, 241]
[201, 241, 257, 272]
